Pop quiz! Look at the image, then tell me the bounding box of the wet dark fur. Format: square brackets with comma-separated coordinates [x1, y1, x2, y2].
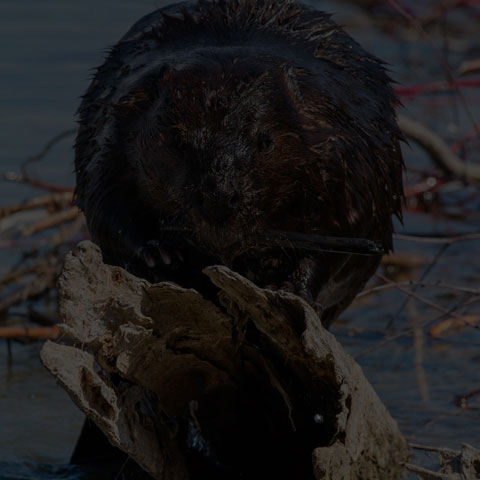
[75, 0, 403, 328]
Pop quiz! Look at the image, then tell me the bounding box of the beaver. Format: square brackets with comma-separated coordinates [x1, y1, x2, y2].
[74, 0, 403, 329]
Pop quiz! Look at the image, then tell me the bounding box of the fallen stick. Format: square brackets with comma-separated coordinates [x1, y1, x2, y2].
[257, 230, 384, 255]
[2, 171, 74, 193]
[0, 258, 62, 313]
[0, 325, 60, 339]
[20, 206, 81, 237]
[0, 191, 73, 219]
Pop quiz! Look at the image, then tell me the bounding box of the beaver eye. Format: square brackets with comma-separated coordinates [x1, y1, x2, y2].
[257, 132, 274, 154]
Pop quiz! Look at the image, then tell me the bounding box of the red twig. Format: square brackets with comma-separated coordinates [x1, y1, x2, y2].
[388, 0, 480, 134]
[395, 78, 480, 101]
[451, 122, 480, 154]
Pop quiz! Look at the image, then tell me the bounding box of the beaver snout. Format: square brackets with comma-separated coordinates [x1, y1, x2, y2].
[196, 178, 240, 224]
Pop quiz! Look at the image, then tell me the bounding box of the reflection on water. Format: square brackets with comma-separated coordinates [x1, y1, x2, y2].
[0, 342, 83, 466]
[0, 462, 83, 480]
[1, 0, 479, 478]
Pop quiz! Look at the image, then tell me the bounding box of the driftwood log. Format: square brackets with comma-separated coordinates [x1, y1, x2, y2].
[40, 241, 409, 479]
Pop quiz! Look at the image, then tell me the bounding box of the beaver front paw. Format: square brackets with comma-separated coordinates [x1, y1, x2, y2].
[123, 240, 184, 282]
[136, 239, 184, 268]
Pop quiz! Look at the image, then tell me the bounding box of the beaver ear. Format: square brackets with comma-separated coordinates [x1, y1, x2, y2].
[103, 64, 174, 120]
[281, 65, 306, 113]
[280, 64, 333, 134]
[280, 65, 317, 125]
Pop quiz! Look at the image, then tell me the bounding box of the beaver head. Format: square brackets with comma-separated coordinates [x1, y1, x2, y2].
[113, 56, 401, 263]
[75, 0, 403, 319]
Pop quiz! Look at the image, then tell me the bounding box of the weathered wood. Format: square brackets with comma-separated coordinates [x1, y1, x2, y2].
[405, 443, 480, 480]
[41, 241, 409, 480]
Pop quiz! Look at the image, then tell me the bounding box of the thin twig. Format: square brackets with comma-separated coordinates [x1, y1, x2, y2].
[403, 462, 453, 479]
[257, 230, 383, 255]
[0, 192, 73, 219]
[455, 387, 480, 409]
[386, 243, 449, 329]
[20, 128, 76, 176]
[388, 0, 480, 134]
[20, 206, 81, 237]
[396, 78, 480, 100]
[2, 172, 74, 193]
[0, 260, 50, 288]
[398, 115, 480, 181]
[48, 215, 86, 248]
[394, 232, 480, 244]
[377, 272, 480, 329]
[354, 294, 480, 359]
[0, 257, 62, 313]
[358, 280, 480, 298]
[409, 443, 459, 455]
[0, 325, 60, 340]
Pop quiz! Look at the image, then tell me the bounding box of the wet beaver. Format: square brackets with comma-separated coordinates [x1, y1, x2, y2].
[75, 0, 403, 328]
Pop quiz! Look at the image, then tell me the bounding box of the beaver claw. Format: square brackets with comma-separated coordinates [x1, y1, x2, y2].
[135, 240, 183, 269]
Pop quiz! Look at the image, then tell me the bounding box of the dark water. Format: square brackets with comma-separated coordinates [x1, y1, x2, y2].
[1, 0, 479, 478]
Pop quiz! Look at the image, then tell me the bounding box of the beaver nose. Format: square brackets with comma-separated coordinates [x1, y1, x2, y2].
[198, 189, 239, 224]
